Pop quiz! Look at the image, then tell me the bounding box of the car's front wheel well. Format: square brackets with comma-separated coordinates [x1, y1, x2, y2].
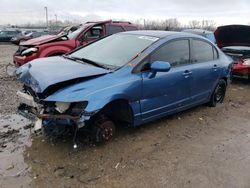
[97, 99, 134, 126]
[48, 52, 65, 57]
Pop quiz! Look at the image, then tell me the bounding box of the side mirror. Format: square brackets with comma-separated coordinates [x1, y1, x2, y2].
[149, 61, 171, 78]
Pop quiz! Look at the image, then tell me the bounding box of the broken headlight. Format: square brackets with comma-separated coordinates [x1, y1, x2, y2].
[55, 101, 88, 115]
[67, 102, 88, 116]
[55, 102, 71, 113]
[21, 47, 38, 56]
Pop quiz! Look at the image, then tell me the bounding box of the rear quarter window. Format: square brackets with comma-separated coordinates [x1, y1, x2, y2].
[192, 39, 214, 63]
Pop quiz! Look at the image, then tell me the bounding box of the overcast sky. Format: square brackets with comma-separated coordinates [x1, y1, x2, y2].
[0, 0, 249, 26]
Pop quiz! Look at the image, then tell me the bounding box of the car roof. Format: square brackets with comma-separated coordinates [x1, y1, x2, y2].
[182, 29, 213, 35]
[121, 30, 203, 39]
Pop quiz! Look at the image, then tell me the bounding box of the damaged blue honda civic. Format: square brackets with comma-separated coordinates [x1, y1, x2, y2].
[16, 31, 232, 145]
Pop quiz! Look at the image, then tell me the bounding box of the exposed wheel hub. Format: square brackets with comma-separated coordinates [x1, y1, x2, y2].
[99, 120, 116, 141]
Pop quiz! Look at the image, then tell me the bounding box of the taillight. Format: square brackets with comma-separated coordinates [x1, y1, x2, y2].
[242, 59, 250, 66]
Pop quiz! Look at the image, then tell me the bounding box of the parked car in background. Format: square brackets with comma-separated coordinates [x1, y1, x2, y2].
[182, 29, 216, 44]
[215, 25, 250, 80]
[11, 31, 50, 45]
[7, 20, 138, 75]
[0, 29, 21, 42]
[16, 31, 232, 145]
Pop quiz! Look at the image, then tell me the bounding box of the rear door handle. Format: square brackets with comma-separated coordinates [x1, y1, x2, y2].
[182, 70, 192, 78]
[212, 64, 218, 71]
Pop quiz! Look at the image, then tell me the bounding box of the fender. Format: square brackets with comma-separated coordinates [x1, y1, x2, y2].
[84, 93, 133, 113]
[39, 45, 72, 57]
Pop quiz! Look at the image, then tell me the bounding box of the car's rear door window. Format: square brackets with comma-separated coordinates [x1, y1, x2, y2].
[151, 39, 190, 67]
[192, 39, 214, 63]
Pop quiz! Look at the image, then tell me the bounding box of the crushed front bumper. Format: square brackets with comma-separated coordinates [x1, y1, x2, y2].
[14, 53, 38, 67]
[17, 90, 89, 129]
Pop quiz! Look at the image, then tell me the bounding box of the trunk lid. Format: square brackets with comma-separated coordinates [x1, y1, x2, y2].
[215, 25, 250, 48]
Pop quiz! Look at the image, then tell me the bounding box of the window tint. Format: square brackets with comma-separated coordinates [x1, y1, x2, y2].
[124, 26, 137, 31]
[107, 25, 124, 35]
[192, 39, 214, 63]
[151, 40, 190, 67]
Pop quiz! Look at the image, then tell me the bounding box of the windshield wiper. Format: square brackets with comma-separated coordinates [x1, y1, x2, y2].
[63, 55, 107, 69]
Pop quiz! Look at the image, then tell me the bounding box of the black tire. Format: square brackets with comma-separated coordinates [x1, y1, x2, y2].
[208, 79, 227, 107]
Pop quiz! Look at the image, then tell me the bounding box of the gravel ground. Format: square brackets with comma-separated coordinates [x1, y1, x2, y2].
[0, 44, 21, 115]
[1, 44, 250, 188]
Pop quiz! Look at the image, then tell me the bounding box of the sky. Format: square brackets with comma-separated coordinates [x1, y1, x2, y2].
[0, 0, 249, 26]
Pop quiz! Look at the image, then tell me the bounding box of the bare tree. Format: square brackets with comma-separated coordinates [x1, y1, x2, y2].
[164, 18, 181, 31]
[188, 20, 201, 29]
[201, 20, 216, 30]
[139, 18, 181, 31]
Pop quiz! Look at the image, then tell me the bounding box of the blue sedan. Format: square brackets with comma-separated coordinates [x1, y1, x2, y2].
[17, 31, 232, 144]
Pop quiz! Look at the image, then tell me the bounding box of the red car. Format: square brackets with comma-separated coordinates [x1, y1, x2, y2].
[7, 20, 138, 75]
[215, 25, 250, 80]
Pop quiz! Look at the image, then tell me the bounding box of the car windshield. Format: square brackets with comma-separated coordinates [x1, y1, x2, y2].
[69, 34, 159, 68]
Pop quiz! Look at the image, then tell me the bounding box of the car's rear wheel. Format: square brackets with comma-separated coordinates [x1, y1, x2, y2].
[208, 79, 227, 107]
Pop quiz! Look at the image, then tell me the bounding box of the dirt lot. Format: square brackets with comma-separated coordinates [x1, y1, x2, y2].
[1, 44, 250, 188]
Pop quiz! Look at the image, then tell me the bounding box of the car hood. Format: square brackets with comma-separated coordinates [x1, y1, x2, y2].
[20, 34, 62, 46]
[215, 25, 250, 48]
[16, 56, 111, 94]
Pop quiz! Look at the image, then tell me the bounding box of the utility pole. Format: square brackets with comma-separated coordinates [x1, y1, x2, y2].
[44, 6, 48, 30]
[55, 14, 57, 27]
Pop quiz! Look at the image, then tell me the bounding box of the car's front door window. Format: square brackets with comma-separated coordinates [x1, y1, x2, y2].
[79, 25, 104, 42]
[151, 39, 190, 66]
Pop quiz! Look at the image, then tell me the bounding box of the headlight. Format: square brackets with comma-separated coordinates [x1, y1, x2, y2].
[55, 102, 71, 113]
[21, 47, 38, 56]
[242, 59, 250, 66]
[68, 102, 88, 116]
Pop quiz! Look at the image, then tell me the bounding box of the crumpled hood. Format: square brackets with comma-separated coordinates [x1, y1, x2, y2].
[16, 56, 111, 93]
[215, 25, 250, 48]
[20, 34, 62, 46]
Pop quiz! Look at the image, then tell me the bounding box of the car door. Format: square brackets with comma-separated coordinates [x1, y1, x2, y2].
[189, 39, 221, 103]
[140, 39, 192, 121]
